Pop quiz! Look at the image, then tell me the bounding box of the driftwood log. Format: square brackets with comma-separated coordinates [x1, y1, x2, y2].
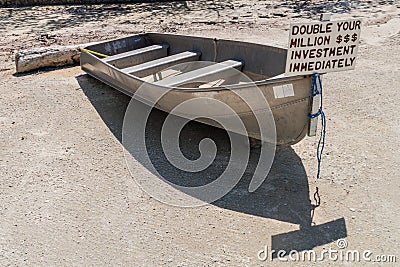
[14, 43, 100, 73]
[15, 45, 81, 73]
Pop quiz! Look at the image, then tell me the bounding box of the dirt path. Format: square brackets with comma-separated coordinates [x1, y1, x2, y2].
[1, 1, 399, 266]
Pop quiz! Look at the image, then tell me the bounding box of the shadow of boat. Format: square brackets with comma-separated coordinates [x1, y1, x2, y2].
[76, 73, 347, 256]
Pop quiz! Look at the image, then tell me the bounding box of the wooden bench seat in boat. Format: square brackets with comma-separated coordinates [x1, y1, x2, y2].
[121, 51, 201, 77]
[154, 60, 243, 87]
[103, 44, 169, 69]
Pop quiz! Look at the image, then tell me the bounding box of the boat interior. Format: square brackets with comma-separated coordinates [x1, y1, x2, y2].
[83, 33, 288, 88]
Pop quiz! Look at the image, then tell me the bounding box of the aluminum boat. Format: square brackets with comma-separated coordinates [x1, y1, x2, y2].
[80, 33, 315, 145]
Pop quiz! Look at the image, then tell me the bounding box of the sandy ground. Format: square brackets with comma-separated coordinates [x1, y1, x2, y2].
[1, 1, 400, 266]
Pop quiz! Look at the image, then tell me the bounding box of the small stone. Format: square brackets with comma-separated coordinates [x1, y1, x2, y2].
[349, 208, 356, 212]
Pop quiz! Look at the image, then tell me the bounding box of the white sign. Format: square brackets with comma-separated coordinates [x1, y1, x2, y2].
[285, 19, 362, 75]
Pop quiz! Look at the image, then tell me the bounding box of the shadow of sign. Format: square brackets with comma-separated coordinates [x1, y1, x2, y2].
[76, 73, 347, 254]
[272, 218, 346, 257]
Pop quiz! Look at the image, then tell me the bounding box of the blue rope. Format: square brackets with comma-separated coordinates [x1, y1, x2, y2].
[308, 73, 326, 180]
